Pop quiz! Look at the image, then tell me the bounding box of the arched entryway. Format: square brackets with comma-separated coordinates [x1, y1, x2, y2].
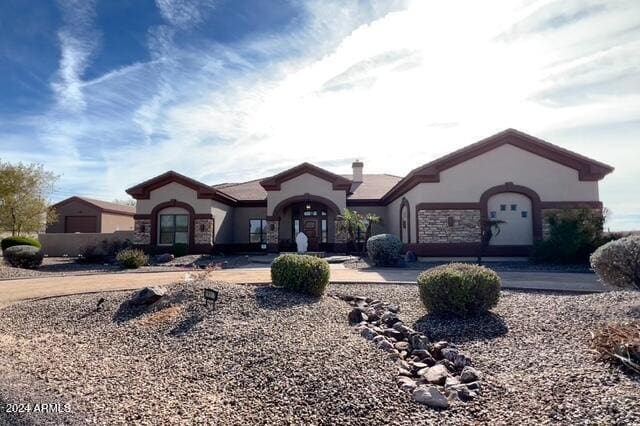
[480, 183, 542, 246]
[271, 194, 341, 251]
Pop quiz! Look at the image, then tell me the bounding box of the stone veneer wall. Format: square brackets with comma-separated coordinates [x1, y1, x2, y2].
[266, 220, 279, 244]
[194, 218, 214, 245]
[134, 219, 151, 245]
[417, 209, 481, 243]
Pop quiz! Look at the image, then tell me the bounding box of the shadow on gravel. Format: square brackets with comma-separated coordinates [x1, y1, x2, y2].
[413, 312, 508, 343]
[169, 312, 205, 336]
[112, 300, 151, 323]
[254, 286, 322, 310]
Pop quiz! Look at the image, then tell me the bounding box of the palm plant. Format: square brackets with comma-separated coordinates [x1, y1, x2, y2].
[336, 209, 365, 254]
[477, 219, 506, 264]
[363, 213, 383, 252]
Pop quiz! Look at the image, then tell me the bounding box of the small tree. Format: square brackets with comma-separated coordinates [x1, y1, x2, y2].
[363, 213, 382, 242]
[336, 209, 365, 254]
[113, 197, 136, 206]
[0, 161, 58, 236]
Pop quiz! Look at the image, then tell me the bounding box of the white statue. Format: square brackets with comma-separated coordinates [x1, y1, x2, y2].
[295, 232, 308, 253]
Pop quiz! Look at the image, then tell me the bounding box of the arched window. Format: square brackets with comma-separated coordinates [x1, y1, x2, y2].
[400, 198, 410, 244]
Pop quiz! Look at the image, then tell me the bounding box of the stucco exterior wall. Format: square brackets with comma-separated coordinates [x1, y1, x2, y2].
[388, 143, 601, 244]
[232, 207, 268, 244]
[212, 201, 233, 244]
[136, 182, 214, 215]
[266, 173, 347, 216]
[47, 200, 102, 233]
[100, 213, 134, 232]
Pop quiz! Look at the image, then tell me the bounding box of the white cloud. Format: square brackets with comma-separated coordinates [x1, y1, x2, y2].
[5, 0, 639, 229]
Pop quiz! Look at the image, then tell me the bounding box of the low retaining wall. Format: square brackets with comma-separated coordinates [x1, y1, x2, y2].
[38, 231, 135, 256]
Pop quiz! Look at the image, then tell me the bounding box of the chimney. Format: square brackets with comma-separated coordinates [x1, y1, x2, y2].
[352, 160, 363, 182]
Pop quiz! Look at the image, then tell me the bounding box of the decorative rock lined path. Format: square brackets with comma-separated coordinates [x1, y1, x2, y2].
[337, 294, 482, 408]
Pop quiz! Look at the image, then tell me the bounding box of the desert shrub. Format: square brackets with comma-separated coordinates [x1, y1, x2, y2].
[1, 236, 41, 252]
[3, 245, 44, 269]
[270, 254, 330, 296]
[172, 243, 189, 257]
[591, 321, 640, 374]
[367, 233, 403, 266]
[530, 208, 613, 264]
[590, 235, 640, 290]
[116, 248, 149, 269]
[418, 263, 501, 317]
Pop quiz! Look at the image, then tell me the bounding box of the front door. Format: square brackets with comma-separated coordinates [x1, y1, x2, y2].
[303, 220, 319, 251]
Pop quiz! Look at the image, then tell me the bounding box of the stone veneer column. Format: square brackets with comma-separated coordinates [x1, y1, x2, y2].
[266, 219, 280, 249]
[134, 219, 151, 245]
[417, 209, 481, 243]
[194, 218, 214, 246]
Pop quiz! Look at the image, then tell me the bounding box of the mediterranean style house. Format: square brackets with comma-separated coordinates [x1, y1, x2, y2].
[126, 129, 613, 256]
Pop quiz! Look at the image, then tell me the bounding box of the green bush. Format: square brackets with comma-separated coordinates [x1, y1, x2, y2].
[1, 236, 41, 252]
[172, 243, 189, 257]
[367, 233, 403, 266]
[590, 235, 640, 290]
[116, 248, 149, 269]
[271, 254, 330, 296]
[530, 208, 613, 264]
[418, 263, 501, 317]
[3, 245, 44, 269]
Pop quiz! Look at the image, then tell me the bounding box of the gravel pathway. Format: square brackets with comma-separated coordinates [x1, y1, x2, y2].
[0, 283, 638, 425]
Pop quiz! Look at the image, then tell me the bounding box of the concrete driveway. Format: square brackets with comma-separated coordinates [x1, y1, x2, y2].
[0, 267, 605, 309]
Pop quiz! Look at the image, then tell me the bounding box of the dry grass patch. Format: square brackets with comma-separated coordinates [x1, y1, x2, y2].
[139, 306, 184, 327]
[592, 321, 640, 374]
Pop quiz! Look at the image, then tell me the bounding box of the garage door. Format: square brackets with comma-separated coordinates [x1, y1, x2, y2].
[65, 216, 98, 233]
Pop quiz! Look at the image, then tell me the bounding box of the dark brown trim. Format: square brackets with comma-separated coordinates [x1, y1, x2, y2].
[405, 243, 531, 257]
[126, 171, 237, 205]
[271, 194, 341, 218]
[540, 201, 603, 209]
[382, 129, 614, 204]
[236, 200, 268, 207]
[149, 199, 196, 248]
[134, 214, 151, 220]
[479, 182, 543, 241]
[416, 202, 480, 210]
[260, 162, 352, 191]
[266, 216, 280, 221]
[346, 199, 382, 206]
[194, 213, 214, 219]
[400, 197, 410, 244]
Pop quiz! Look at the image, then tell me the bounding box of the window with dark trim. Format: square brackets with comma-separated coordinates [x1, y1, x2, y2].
[521, 211, 528, 218]
[249, 219, 267, 243]
[500, 204, 506, 211]
[159, 214, 188, 245]
[510, 204, 517, 211]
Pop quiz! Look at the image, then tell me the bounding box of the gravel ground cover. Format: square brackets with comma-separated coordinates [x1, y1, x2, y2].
[345, 258, 593, 273]
[0, 255, 252, 280]
[0, 282, 639, 425]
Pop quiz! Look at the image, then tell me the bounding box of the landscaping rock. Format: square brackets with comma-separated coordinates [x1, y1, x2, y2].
[404, 250, 417, 263]
[360, 327, 377, 340]
[397, 376, 417, 393]
[394, 341, 410, 351]
[410, 334, 429, 350]
[461, 367, 481, 383]
[387, 303, 400, 313]
[383, 329, 403, 340]
[424, 364, 449, 385]
[413, 386, 449, 409]
[154, 253, 174, 264]
[130, 286, 166, 306]
[381, 312, 402, 327]
[348, 307, 368, 324]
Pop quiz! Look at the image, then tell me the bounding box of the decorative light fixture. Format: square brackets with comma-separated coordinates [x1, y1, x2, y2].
[305, 203, 311, 210]
[204, 288, 219, 308]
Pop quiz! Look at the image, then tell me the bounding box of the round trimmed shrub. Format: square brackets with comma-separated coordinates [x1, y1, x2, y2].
[271, 254, 330, 296]
[3, 245, 44, 269]
[590, 235, 640, 290]
[1, 236, 41, 252]
[418, 263, 501, 317]
[367, 233, 403, 266]
[116, 248, 149, 269]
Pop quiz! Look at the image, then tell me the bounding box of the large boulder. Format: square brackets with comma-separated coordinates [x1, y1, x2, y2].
[131, 286, 167, 306]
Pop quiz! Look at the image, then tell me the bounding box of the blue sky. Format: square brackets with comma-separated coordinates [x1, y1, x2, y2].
[0, 0, 639, 230]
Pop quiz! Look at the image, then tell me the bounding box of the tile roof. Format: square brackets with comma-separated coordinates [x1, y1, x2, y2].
[52, 197, 137, 215]
[213, 174, 401, 201]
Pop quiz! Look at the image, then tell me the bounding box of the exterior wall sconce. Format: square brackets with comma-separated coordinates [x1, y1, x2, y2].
[447, 217, 455, 227]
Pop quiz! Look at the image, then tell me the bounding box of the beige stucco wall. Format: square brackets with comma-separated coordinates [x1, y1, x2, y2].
[232, 207, 268, 244]
[387, 143, 601, 244]
[212, 201, 233, 244]
[100, 213, 134, 232]
[266, 174, 347, 216]
[136, 182, 214, 215]
[38, 231, 135, 256]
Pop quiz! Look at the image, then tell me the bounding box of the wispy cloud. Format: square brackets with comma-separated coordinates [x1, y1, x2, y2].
[155, 0, 216, 29]
[50, 0, 99, 112]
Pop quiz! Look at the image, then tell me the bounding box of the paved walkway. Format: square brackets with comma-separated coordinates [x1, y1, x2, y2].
[0, 267, 604, 309]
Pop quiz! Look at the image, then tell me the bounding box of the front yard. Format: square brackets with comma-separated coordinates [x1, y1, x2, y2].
[0, 281, 638, 424]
